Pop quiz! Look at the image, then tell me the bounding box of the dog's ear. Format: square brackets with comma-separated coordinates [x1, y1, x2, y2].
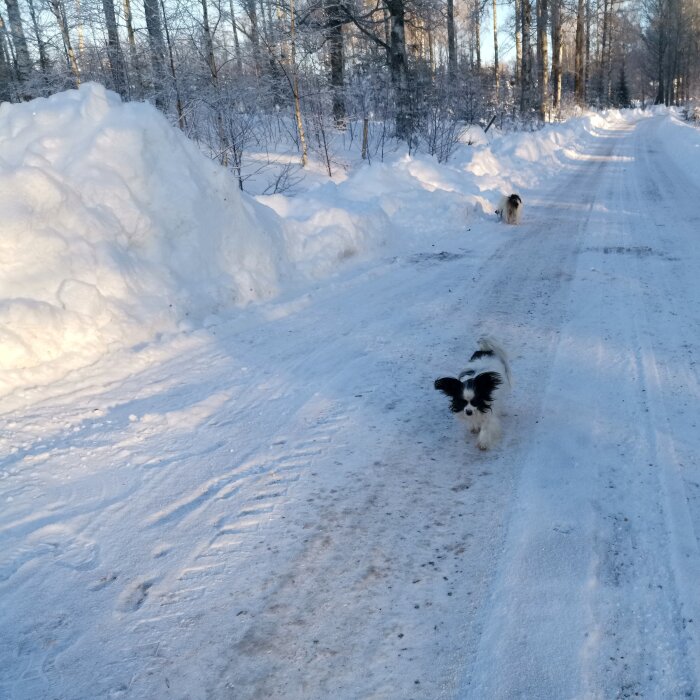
[471, 372, 502, 409]
[434, 377, 467, 413]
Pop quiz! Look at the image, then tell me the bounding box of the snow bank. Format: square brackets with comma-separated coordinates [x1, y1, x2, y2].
[0, 86, 657, 398]
[261, 188, 389, 278]
[0, 85, 396, 396]
[0, 85, 283, 395]
[655, 111, 700, 190]
[455, 109, 651, 202]
[259, 110, 653, 258]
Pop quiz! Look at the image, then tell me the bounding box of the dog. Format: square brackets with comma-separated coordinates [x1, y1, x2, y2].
[434, 337, 511, 450]
[495, 194, 522, 224]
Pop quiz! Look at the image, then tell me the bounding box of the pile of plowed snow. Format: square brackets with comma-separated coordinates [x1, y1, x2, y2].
[0, 85, 295, 395]
[0, 84, 650, 397]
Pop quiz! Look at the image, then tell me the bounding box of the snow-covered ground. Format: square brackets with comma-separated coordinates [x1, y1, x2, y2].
[2, 87, 700, 699]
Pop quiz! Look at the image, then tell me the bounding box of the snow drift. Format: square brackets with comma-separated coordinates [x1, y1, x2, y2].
[0, 85, 653, 398]
[0, 84, 290, 395]
[0, 84, 396, 397]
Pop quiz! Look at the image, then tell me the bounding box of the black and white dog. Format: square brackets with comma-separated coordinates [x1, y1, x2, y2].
[495, 194, 522, 225]
[434, 337, 511, 450]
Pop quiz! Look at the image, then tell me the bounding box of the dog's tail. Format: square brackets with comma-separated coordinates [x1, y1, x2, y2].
[478, 336, 512, 386]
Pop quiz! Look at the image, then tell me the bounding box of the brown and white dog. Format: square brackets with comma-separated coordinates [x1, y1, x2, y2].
[495, 194, 522, 225]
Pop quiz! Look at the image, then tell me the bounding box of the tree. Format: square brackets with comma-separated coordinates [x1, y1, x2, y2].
[47, 0, 80, 84]
[536, 0, 549, 119]
[550, 0, 562, 113]
[144, 0, 167, 105]
[447, 0, 456, 77]
[514, 0, 522, 84]
[575, 0, 586, 104]
[0, 14, 15, 100]
[325, 0, 346, 126]
[492, 0, 499, 92]
[520, 0, 533, 111]
[102, 0, 128, 96]
[615, 61, 630, 106]
[4, 0, 32, 85]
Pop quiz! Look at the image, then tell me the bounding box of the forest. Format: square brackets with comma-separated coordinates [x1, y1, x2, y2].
[1, 0, 698, 183]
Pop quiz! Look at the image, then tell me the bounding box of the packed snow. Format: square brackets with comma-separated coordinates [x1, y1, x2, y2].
[2, 86, 700, 699]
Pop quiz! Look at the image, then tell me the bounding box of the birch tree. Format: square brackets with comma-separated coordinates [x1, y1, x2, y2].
[575, 0, 586, 104]
[536, 0, 549, 119]
[144, 0, 167, 104]
[550, 0, 562, 113]
[520, 0, 533, 110]
[47, 0, 81, 83]
[492, 0, 499, 92]
[4, 0, 32, 83]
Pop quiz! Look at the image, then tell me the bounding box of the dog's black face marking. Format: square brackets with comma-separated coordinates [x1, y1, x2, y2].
[434, 377, 467, 413]
[465, 372, 502, 413]
[509, 194, 522, 206]
[469, 349, 495, 362]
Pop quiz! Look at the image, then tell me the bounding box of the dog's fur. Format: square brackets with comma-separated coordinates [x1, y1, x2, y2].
[434, 337, 511, 450]
[495, 194, 522, 225]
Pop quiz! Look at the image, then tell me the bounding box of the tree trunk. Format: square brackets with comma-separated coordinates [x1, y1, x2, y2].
[520, 0, 532, 111]
[385, 0, 411, 140]
[102, 0, 128, 96]
[201, 0, 227, 165]
[159, 0, 185, 126]
[584, 0, 591, 99]
[447, 0, 456, 77]
[550, 0, 562, 113]
[4, 0, 32, 83]
[605, 0, 616, 103]
[474, 0, 481, 71]
[574, 0, 586, 105]
[228, 0, 242, 73]
[244, 0, 261, 72]
[48, 0, 80, 84]
[26, 0, 48, 74]
[201, 0, 217, 85]
[514, 0, 521, 84]
[536, 0, 548, 120]
[428, 27, 435, 73]
[289, 0, 308, 165]
[76, 0, 85, 57]
[492, 0, 499, 92]
[326, 0, 346, 127]
[123, 0, 142, 91]
[600, 0, 609, 103]
[144, 0, 167, 106]
[361, 117, 369, 160]
[654, 16, 666, 104]
[0, 18, 14, 100]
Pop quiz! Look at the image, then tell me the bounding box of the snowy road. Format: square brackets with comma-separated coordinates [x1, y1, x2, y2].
[2, 114, 700, 699]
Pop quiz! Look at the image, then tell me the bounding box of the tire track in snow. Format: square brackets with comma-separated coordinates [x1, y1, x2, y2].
[455, 125, 625, 697]
[461, 118, 700, 698]
[120, 398, 353, 699]
[572, 122, 698, 697]
[202, 135, 626, 699]
[617, 117, 700, 692]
